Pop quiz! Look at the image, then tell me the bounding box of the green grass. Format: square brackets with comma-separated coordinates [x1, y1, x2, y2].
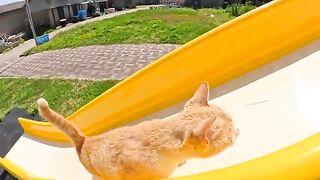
[26, 8, 234, 55]
[0, 78, 119, 121]
[225, 2, 256, 17]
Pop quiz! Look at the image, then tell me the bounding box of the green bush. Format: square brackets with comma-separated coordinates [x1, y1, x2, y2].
[225, 2, 256, 17]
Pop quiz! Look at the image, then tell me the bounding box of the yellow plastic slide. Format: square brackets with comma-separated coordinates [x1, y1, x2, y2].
[1, 0, 319, 179]
[19, 0, 320, 142]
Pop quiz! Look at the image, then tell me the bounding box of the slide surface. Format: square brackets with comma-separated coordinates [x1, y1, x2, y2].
[4, 40, 320, 179]
[1, 0, 320, 179]
[19, 0, 320, 142]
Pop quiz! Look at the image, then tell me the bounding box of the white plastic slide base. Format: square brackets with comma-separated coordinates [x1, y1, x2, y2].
[6, 136, 92, 179]
[5, 40, 320, 180]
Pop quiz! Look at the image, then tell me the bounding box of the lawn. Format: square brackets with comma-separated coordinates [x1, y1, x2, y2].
[26, 8, 235, 55]
[0, 78, 119, 121]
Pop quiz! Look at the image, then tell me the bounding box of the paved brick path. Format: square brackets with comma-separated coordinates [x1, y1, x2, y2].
[0, 5, 163, 78]
[0, 44, 179, 80]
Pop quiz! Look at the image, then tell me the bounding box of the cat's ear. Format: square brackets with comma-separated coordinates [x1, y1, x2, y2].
[185, 82, 209, 108]
[191, 116, 216, 144]
[181, 116, 216, 147]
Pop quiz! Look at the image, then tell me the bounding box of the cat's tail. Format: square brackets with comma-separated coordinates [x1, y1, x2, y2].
[37, 98, 85, 154]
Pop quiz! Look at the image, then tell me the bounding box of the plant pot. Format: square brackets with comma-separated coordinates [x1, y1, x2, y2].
[60, 19, 67, 27]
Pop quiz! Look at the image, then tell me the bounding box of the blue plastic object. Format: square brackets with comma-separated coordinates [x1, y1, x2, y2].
[78, 10, 87, 21]
[36, 34, 49, 45]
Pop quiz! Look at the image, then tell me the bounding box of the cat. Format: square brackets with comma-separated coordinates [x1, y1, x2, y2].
[37, 82, 239, 180]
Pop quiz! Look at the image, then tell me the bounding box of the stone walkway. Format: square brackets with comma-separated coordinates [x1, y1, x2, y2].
[0, 5, 161, 75]
[0, 44, 179, 80]
[0, 5, 175, 80]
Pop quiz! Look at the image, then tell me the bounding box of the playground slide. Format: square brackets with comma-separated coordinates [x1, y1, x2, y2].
[1, 0, 320, 179]
[18, 0, 320, 142]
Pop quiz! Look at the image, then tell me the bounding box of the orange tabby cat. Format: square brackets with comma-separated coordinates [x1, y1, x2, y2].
[37, 82, 238, 180]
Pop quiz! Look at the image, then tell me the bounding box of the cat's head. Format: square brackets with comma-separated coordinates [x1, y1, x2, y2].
[181, 82, 239, 157]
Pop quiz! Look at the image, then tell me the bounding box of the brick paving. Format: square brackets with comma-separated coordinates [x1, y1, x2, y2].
[0, 5, 163, 79]
[0, 44, 179, 80]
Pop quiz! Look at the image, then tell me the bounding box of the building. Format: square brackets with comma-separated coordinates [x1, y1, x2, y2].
[0, 0, 26, 35]
[27, 0, 108, 34]
[0, 0, 108, 37]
